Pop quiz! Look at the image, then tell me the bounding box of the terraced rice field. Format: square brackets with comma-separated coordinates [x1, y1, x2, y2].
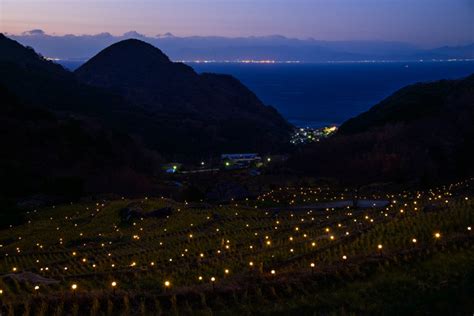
[0, 179, 473, 314]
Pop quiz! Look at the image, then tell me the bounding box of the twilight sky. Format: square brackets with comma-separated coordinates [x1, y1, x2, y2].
[1, 0, 473, 47]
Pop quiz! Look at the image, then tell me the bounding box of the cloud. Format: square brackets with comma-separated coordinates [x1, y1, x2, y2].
[156, 32, 175, 38]
[22, 29, 46, 36]
[123, 31, 145, 38]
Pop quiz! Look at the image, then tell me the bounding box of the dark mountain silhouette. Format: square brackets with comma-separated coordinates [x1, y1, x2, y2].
[0, 33, 134, 116]
[338, 75, 474, 134]
[75, 39, 292, 157]
[0, 83, 162, 225]
[0, 34, 291, 160]
[289, 74, 474, 185]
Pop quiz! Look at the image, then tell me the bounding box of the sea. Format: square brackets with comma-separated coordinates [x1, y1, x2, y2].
[60, 60, 474, 128]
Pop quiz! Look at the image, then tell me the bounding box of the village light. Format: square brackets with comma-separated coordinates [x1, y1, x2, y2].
[377, 244, 383, 250]
[310, 262, 315, 268]
[111, 281, 117, 288]
[210, 277, 216, 282]
[270, 270, 276, 275]
[412, 238, 417, 243]
[434, 232, 441, 239]
[71, 284, 77, 291]
[34, 285, 40, 291]
[224, 269, 230, 274]
[164, 280, 171, 288]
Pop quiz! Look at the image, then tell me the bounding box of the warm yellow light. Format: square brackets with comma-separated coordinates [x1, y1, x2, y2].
[71, 284, 77, 290]
[111, 281, 117, 287]
[342, 255, 347, 260]
[249, 261, 254, 266]
[377, 244, 383, 249]
[34, 285, 40, 291]
[434, 232, 441, 239]
[164, 280, 171, 287]
[224, 269, 230, 274]
[310, 263, 315, 268]
[270, 269, 276, 275]
[211, 277, 216, 282]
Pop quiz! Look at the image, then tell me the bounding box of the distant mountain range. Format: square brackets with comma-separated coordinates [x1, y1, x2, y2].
[8, 30, 474, 62]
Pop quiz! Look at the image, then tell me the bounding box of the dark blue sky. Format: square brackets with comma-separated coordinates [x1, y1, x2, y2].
[2, 0, 473, 47]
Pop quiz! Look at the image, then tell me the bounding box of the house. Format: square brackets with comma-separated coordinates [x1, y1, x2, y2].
[221, 153, 261, 169]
